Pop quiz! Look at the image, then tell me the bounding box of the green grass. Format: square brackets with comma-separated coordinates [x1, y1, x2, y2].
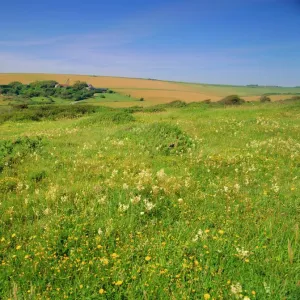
[0, 101, 299, 299]
[84, 92, 138, 103]
[180, 83, 300, 97]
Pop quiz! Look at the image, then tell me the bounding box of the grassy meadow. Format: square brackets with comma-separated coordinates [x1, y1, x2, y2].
[0, 97, 299, 299]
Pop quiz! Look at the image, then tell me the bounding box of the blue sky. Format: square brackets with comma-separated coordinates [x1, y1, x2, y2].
[0, 0, 299, 86]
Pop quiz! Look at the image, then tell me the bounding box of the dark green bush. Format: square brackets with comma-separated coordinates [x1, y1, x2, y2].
[260, 95, 271, 102]
[218, 95, 245, 105]
[164, 100, 187, 108]
[137, 122, 193, 155]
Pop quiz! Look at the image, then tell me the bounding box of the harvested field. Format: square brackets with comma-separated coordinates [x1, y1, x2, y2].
[0, 73, 299, 105]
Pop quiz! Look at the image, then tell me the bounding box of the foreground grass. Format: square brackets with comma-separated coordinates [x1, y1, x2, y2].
[0, 101, 299, 299]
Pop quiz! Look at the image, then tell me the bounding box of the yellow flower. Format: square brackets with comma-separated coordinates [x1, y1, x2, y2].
[11, 234, 16, 238]
[204, 294, 211, 299]
[97, 245, 102, 249]
[0, 237, 5, 242]
[16, 245, 21, 250]
[251, 291, 256, 295]
[115, 280, 123, 286]
[100, 258, 109, 265]
[111, 253, 119, 259]
[79, 285, 83, 289]
[145, 256, 151, 261]
[218, 230, 225, 235]
[99, 288, 105, 294]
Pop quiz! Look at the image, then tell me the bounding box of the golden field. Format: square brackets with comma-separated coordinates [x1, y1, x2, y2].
[0, 73, 298, 106]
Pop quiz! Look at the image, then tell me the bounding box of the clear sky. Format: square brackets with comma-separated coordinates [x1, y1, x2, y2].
[0, 0, 299, 86]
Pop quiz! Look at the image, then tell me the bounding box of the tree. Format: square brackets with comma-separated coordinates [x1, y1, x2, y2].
[72, 81, 88, 91]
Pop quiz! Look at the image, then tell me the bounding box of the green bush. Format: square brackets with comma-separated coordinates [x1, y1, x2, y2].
[260, 95, 271, 102]
[136, 122, 193, 155]
[218, 95, 245, 105]
[0, 105, 99, 123]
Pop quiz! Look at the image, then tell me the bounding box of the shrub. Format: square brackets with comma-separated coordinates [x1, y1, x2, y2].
[136, 122, 193, 155]
[164, 100, 187, 108]
[139, 98, 144, 101]
[218, 95, 245, 105]
[260, 95, 271, 102]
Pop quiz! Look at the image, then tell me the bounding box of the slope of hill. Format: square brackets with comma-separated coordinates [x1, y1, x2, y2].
[0, 73, 299, 106]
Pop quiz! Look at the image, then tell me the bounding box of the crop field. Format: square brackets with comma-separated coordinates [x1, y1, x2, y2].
[1, 73, 300, 107]
[0, 96, 299, 299]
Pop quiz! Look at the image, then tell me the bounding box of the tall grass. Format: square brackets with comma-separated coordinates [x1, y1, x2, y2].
[0, 101, 299, 299]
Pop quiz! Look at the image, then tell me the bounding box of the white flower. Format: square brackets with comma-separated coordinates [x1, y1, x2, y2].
[157, 169, 166, 180]
[234, 183, 240, 191]
[192, 229, 207, 242]
[98, 228, 103, 235]
[178, 198, 184, 204]
[130, 195, 141, 204]
[231, 282, 242, 295]
[123, 183, 129, 190]
[236, 247, 250, 259]
[144, 199, 156, 211]
[224, 186, 229, 193]
[118, 203, 129, 213]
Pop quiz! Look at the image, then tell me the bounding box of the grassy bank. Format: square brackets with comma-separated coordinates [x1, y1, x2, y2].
[0, 100, 299, 299]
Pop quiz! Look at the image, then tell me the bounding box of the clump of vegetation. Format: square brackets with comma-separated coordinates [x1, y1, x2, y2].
[136, 122, 193, 155]
[79, 110, 135, 125]
[218, 95, 245, 105]
[164, 100, 187, 108]
[0, 80, 109, 101]
[0, 136, 44, 173]
[260, 95, 271, 102]
[0, 105, 99, 123]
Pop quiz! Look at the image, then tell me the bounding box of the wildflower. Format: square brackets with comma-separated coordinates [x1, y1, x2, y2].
[178, 198, 184, 204]
[98, 228, 103, 235]
[111, 253, 119, 259]
[224, 186, 229, 193]
[157, 169, 166, 180]
[144, 199, 156, 211]
[231, 282, 242, 295]
[11, 233, 16, 238]
[118, 203, 129, 213]
[79, 285, 83, 289]
[243, 297, 250, 300]
[145, 256, 151, 261]
[115, 280, 123, 286]
[204, 294, 211, 300]
[122, 183, 129, 190]
[99, 289, 105, 294]
[16, 245, 21, 250]
[251, 291, 256, 295]
[236, 247, 250, 259]
[130, 195, 141, 204]
[218, 230, 225, 235]
[193, 229, 207, 242]
[0, 237, 5, 242]
[100, 258, 109, 265]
